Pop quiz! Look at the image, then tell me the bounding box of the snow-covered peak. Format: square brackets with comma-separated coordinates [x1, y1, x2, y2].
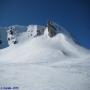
[0, 21, 90, 90]
[0, 21, 89, 55]
[47, 20, 72, 38]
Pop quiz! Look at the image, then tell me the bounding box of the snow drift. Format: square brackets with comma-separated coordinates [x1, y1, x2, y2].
[0, 21, 90, 90]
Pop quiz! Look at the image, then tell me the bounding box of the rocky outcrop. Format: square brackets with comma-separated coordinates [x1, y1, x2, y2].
[48, 20, 57, 37]
[7, 26, 18, 46]
[27, 25, 45, 37]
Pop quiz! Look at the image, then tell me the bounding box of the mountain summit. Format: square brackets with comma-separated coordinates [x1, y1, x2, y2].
[0, 21, 90, 90]
[0, 21, 90, 62]
[0, 21, 77, 48]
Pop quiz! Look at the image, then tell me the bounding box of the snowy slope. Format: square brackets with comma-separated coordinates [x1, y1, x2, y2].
[0, 23, 90, 90]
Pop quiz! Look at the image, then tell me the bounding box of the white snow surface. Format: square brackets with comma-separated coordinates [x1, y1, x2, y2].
[0, 26, 90, 90]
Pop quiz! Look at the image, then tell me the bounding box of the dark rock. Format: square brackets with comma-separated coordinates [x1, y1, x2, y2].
[48, 20, 57, 37]
[13, 41, 17, 44]
[0, 40, 2, 44]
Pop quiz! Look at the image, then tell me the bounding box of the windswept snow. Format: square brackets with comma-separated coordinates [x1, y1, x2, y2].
[0, 23, 90, 90]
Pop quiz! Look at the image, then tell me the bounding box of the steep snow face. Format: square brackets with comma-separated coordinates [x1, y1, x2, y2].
[0, 30, 90, 63]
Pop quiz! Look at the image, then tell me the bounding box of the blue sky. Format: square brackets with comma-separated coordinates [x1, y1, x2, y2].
[0, 0, 90, 49]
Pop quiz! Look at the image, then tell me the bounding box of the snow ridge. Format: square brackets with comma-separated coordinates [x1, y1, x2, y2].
[0, 21, 90, 63]
[0, 21, 90, 90]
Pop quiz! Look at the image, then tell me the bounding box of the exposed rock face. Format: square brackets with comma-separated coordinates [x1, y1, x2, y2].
[48, 20, 57, 37]
[27, 25, 45, 38]
[7, 26, 18, 46]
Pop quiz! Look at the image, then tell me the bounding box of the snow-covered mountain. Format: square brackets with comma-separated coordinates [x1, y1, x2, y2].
[0, 25, 27, 48]
[0, 21, 90, 90]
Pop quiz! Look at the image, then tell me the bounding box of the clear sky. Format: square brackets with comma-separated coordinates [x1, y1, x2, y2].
[0, 0, 90, 49]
